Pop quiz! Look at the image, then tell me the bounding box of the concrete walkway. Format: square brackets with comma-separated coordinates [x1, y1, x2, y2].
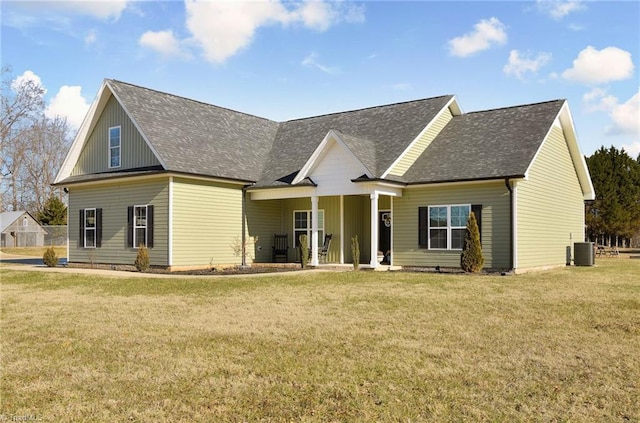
[0, 252, 328, 279]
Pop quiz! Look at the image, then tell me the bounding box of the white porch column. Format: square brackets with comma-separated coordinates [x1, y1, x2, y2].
[389, 195, 393, 267]
[370, 191, 379, 268]
[339, 195, 344, 264]
[311, 195, 319, 266]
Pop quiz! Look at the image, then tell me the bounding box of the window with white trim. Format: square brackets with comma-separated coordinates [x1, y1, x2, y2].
[428, 205, 470, 250]
[109, 126, 121, 168]
[79, 208, 102, 248]
[127, 205, 154, 248]
[134, 205, 147, 247]
[84, 208, 96, 248]
[293, 210, 324, 247]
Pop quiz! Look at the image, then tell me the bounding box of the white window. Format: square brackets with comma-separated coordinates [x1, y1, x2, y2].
[109, 126, 121, 168]
[134, 205, 147, 247]
[22, 216, 28, 227]
[428, 205, 470, 250]
[293, 210, 324, 248]
[84, 208, 96, 248]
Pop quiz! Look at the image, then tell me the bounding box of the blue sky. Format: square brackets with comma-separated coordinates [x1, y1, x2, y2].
[2, 0, 639, 157]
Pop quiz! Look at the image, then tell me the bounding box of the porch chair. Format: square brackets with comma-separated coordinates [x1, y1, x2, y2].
[319, 233, 333, 264]
[272, 234, 289, 263]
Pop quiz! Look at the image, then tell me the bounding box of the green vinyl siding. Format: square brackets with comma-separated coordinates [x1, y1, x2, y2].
[341, 196, 372, 264]
[172, 178, 243, 266]
[280, 196, 348, 263]
[246, 199, 283, 263]
[393, 182, 510, 269]
[68, 178, 169, 266]
[516, 125, 585, 270]
[388, 108, 453, 176]
[72, 95, 160, 176]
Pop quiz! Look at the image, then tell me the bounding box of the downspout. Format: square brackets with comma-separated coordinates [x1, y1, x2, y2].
[505, 178, 514, 271]
[241, 186, 248, 267]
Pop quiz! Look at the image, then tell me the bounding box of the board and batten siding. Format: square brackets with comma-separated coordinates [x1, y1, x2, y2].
[388, 107, 453, 176]
[245, 199, 283, 263]
[72, 95, 160, 176]
[516, 125, 585, 270]
[171, 177, 246, 267]
[393, 182, 510, 269]
[68, 178, 169, 266]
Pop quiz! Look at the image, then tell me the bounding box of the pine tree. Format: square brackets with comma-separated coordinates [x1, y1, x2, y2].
[586, 146, 640, 246]
[460, 212, 484, 273]
[38, 195, 67, 225]
[134, 244, 150, 271]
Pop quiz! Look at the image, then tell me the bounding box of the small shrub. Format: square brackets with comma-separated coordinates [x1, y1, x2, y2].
[42, 247, 58, 267]
[134, 244, 150, 272]
[299, 234, 309, 268]
[461, 212, 484, 273]
[351, 235, 360, 270]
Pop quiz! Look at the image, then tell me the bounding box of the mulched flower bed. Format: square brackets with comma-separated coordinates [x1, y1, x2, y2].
[144, 266, 305, 276]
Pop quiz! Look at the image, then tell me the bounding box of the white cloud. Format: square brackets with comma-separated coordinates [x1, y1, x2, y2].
[11, 70, 46, 94]
[180, 0, 365, 64]
[503, 49, 552, 79]
[584, 88, 640, 138]
[537, 0, 586, 20]
[448, 17, 507, 58]
[583, 88, 618, 112]
[610, 91, 640, 136]
[562, 46, 634, 84]
[45, 86, 90, 129]
[50, 0, 128, 20]
[301, 52, 340, 75]
[85, 29, 97, 45]
[622, 141, 640, 158]
[139, 30, 187, 58]
[392, 83, 412, 91]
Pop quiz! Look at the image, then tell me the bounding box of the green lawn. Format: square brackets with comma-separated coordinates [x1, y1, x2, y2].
[1, 259, 639, 422]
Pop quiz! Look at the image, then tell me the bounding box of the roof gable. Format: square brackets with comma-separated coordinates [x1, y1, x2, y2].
[0, 211, 41, 232]
[293, 130, 373, 185]
[106, 80, 280, 182]
[256, 96, 454, 186]
[528, 101, 594, 200]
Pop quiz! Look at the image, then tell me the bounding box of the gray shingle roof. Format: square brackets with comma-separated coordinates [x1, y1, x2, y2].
[108, 80, 279, 182]
[402, 99, 565, 184]
[70, 80, 563, 188]
[256, 96, 453, 186]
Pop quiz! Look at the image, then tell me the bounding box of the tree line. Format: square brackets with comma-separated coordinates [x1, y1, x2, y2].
[1, 67, 71, 223]
[586, 146, 640, 248]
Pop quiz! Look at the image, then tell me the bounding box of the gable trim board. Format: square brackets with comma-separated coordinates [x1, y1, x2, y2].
[522, 101, 595, 201]
[292, 130, 374, 185]
[57, 79, 594, 272]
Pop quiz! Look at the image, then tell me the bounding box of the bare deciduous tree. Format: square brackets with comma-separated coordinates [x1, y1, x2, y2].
[1, 67, 72, 215]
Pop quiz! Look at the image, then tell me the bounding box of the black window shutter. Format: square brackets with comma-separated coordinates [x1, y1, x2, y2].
[146, 205, 154, 248]
[418, 207, 428, 248]
[127, 206, 134, 248]
[95, 208, 103, 248]
[471, 204, 482, 243]
[79, 209, 85, 248]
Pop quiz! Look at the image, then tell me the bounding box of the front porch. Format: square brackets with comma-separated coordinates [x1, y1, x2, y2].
[246, 190, 401, 269]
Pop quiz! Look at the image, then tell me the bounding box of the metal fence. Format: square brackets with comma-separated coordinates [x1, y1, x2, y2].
[1, 225, 67, 247]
